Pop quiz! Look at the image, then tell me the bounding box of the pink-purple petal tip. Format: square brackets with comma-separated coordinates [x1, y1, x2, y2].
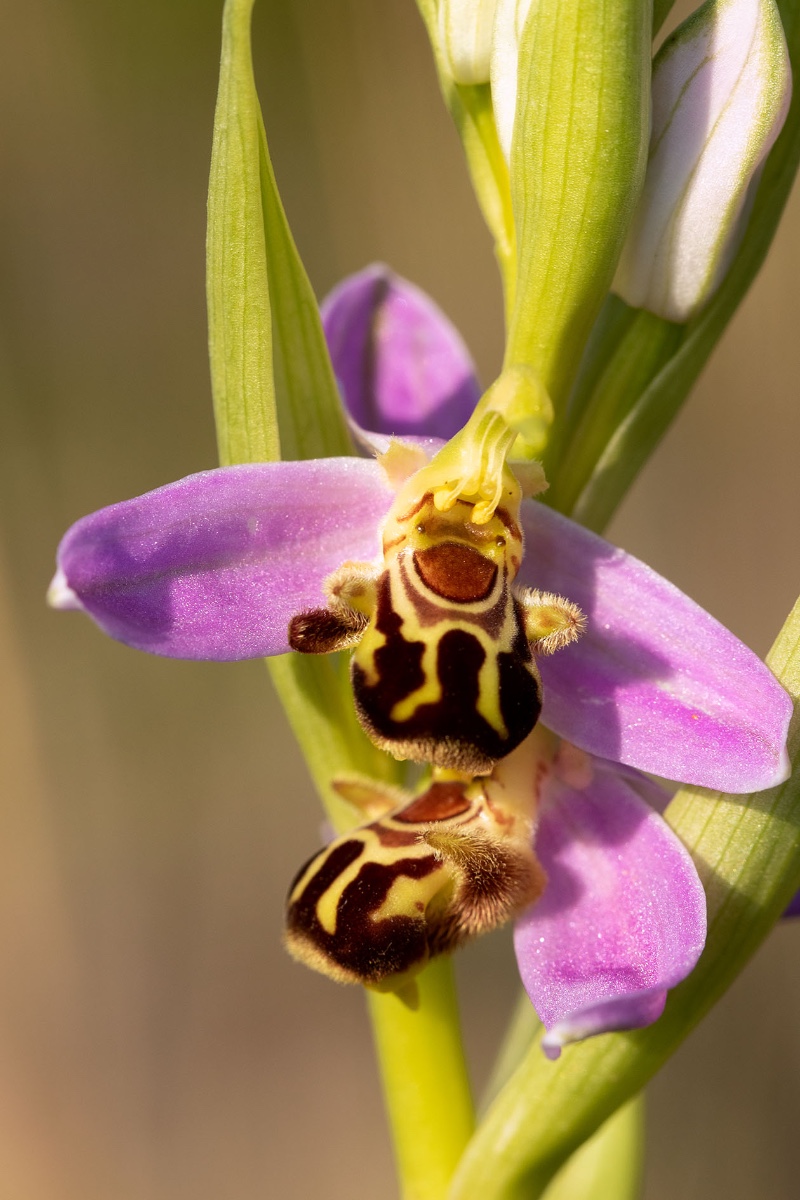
[541, 987, 669, 1060]
[52, 460, 393, 660]
[515, 764, 707, 1056]
[322, 264, 480, 441]
[520, 501, 792, 794]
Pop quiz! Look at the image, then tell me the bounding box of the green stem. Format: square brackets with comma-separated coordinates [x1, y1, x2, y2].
[414, 0, 516, 324]
[482, 990, 541, 1111]
[485, 996, 645, 1200]
[267, 654, 405, 831]
[541, 1097, 644, 1200]
[547, 307, 682, 516]
[453, 82, 517, 325]
[367, 957, 475, 1200]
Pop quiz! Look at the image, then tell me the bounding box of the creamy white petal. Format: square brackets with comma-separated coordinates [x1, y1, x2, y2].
[438, 0, 499, 84]
[490, 0, 535, 161]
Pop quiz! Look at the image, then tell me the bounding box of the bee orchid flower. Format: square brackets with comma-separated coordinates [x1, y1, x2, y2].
[50, 265, 791, 1054]
[285, 726, 707, 1059]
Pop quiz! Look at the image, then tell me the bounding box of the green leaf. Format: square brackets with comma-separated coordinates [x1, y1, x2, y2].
[208, 0, 350, 465]
[207, 0, 278, 466]
[505, 0, 652, 411]
[449, 593, 800, 1200]
[545, 302, 681, 514]
[207, 0, 395, 812]
[259, 115, 353, 461]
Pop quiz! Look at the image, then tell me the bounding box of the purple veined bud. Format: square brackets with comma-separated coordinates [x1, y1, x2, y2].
[438, 0, 500, 85]
[614, 0, 792, 323]
[490, 0, 534, 161]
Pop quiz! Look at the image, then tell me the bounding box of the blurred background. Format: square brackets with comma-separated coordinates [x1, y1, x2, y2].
[2, 0, 800, 1196]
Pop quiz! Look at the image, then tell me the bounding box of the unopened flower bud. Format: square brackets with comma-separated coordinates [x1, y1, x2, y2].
[438, 0, 499, 84]
[615, 0, 791, 323]
[490, 0, 534, 161]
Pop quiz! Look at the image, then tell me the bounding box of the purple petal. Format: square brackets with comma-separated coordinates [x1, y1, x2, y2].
[783, 890, 800, 919]
[348, 427, 446, 461]
[321, 264, 480, 440]
[592, 757, 673, 814]
[519, 501, 791, 793]
[52, 460, 393, 660]
[514, 765, 707, 1058]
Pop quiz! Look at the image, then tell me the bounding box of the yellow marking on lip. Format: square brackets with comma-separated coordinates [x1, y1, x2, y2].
[371, 867, 451, 924]
[475, 650, 508, 740]
[314, 846, 366, 935]
[355, 624, 387, 688]
[390, 640, 442, 723]
[312, 828, 433, 935]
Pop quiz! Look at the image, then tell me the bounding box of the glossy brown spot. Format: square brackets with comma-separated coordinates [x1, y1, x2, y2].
[413, 542, 497, 603]
[395, 781, 472, 823]
[399, 556, 508, 636]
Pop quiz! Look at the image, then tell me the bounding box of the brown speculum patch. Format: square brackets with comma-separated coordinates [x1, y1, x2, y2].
[413, 542, 498, 603]
[394, 781, 473, 824]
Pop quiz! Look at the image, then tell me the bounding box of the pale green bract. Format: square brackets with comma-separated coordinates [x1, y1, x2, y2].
[208, 0, 399, 826]
[504, 0, 651, 412]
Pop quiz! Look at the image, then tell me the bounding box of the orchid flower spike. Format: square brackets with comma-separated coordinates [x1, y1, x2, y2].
[50, 263, 792, 1052]
[438, 0, 499, 84]
[615, 0, 791, 323]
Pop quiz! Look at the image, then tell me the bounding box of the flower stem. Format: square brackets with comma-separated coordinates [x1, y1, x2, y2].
[545, 307, 682, 517]
[413, 0, 516, 324]
[482, 990, 541, 1109]
[367, 957, 475, 1200]
[540, 1096, 644, 1200]
[484, 997, 645, 1200]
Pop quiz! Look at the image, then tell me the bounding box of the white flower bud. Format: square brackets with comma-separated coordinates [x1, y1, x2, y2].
[615, 0, 791, 323]
[439, 0, 500, 85]
[490, 0, 535, 161]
